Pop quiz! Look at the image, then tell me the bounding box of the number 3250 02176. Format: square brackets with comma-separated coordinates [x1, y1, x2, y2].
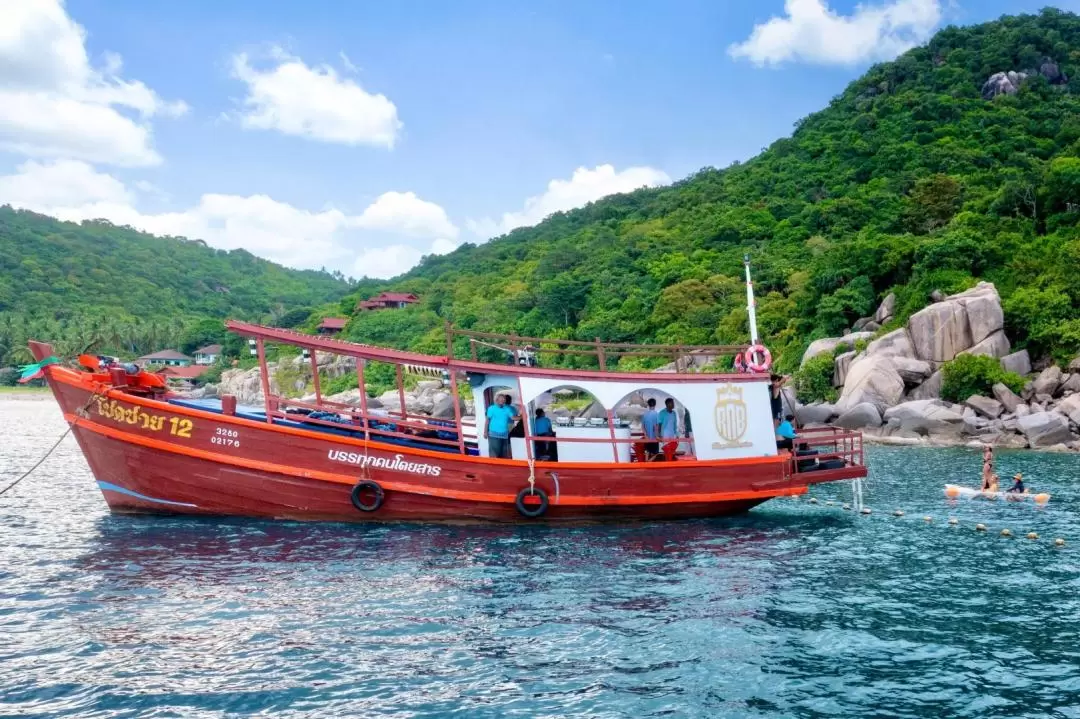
[211, 427, 240, 448]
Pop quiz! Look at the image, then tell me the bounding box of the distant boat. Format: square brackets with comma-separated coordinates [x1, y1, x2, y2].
[29, 260, 867, 523]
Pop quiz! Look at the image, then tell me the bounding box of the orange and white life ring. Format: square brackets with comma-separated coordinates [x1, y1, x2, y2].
[745, 344, 772, 373]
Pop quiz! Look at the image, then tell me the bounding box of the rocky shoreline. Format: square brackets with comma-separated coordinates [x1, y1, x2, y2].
[795, 282, 1080, 453]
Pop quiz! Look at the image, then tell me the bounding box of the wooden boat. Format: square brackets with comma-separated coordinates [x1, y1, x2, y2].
[29, 262, 867, 523]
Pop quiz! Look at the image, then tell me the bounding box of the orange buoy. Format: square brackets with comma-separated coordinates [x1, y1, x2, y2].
[1035, 493, 1051, 505]
[945, 486, 961, 499]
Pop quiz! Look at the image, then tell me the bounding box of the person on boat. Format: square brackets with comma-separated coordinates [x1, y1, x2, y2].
[981, 472, 1000, 494]
[1006, 472, 1026, 494]
[532, 408, 557, 461]
[658, 397, 680, 460]
[484, 394, 518, 459]
[774, 415, 798, 451]
[770, 374, 789, 421]
[641, 398, 660, 459]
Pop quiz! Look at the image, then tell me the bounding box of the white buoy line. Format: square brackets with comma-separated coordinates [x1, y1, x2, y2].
[792, 488, 1066, 548]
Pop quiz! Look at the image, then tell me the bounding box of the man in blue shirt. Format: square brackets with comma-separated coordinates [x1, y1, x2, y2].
[658, 398, 680, 459]
[775, 414, 798, 451]
[532, 408, 557, 461]
[484, 394, 518, 459]
[641, 398, 660, 459]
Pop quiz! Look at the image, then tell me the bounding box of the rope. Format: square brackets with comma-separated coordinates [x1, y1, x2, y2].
[0, 427, 72, 497]
[0, 386, 102, 498]
[528, 458, 536, 494]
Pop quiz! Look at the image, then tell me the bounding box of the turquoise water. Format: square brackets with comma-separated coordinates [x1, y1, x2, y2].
[2, 397, 1079, 718]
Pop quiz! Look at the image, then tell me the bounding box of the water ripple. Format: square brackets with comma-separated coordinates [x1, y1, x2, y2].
[2, 397, 1080, 717]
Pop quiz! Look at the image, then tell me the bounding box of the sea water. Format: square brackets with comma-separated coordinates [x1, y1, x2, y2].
[2, 395, 1079, 718]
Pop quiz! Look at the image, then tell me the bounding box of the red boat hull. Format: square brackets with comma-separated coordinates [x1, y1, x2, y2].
[40, 362, 865, 523]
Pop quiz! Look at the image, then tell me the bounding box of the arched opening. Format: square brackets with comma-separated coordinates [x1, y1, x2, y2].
[529, 384, 626, 463]
[612, 388, 695, 462]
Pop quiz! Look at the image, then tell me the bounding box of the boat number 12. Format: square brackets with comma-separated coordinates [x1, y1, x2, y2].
[211, 426, 240, 448]
[168, 417, 193, 438]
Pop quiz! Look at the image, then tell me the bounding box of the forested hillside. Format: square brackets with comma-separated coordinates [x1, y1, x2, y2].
[0, 208, 350, 364]
[341, 9, 1080, 372]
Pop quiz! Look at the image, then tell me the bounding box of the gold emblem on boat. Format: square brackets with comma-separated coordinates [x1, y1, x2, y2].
[712, 384, 751, 449]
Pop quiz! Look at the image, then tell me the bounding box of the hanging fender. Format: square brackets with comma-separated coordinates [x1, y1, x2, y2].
[350, 480, 385, 512]
[514, 486, 549, 518]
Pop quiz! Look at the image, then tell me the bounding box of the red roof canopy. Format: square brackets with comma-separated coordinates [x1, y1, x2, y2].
[375, 292, 418, 302]
[318, 317, 348, 330]
[138, 349, 193, 361]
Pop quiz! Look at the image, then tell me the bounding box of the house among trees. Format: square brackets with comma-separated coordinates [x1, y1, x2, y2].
[159, 365, 209, 384]
[137, 350, 193, 367]
[193, 344, 223, 365]
[356, 292, 419, 311]
[317, 317, 348, 334]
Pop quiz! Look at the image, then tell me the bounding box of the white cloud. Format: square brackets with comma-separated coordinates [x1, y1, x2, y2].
[0, 0, 187, 166]
[352, 238, 458, 280]
[0, 160, 455, 278]
[353, 191, 459, 239]
[467, 164, 671, 238]
[728, 0, 942, 67]
[231, 48, 401, 148]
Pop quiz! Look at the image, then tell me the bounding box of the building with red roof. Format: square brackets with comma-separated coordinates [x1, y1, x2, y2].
[356, 292, 419, 312]
[317, 317, 348, 334]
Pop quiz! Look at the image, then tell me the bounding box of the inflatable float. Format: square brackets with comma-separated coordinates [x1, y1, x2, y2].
[944, 484, 1050, 504]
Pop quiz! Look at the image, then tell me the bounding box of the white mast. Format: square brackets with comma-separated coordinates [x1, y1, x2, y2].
[744, 254, 759, 345]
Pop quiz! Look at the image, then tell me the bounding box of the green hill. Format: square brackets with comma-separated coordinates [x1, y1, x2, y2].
[0, 207, 351, 364]
[341, 8, 1080, 373]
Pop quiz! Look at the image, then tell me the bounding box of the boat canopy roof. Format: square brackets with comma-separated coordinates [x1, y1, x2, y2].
[225, 321, 762, 384]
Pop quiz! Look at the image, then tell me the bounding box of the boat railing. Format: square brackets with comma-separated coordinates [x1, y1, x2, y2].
[791, 426, 864, 470]
[446, 324, 746, 373]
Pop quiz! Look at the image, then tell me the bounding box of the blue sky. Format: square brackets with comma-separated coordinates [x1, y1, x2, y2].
[1, 0, 1076, 278]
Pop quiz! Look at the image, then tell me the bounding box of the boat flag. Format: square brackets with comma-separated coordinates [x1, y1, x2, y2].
[17, 356, 59, 383]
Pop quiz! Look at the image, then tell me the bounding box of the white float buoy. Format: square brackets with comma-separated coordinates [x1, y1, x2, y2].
[825, 500, 834, 506]
[948, 517, 958, 525]
[860, 507, 872, 515]
[923, 516, 932, 522]
[1027, 532, 1039, 540]
[809, 497, 818, 504]
[893, 509, 904, 517]
[1055, 538, 1066, 547]
[841, 503, 850, 510]
[976, 523, 987, 532]
[1000, 529, 1012, 537]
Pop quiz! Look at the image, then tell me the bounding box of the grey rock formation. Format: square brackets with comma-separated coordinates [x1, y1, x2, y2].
[1000, 350, 1032, 377]
[964, 395, 1004, 419]
[800, 332, 875, 367]
[907, 283, 1004, 363]
[835, 355, 906, 413]
[1060, 374, 1080, 395]
[796, 403, 836, 425]
[835, 402, 882, 430]
[866, 328, 915, 358]
[892, 356, 933, 386]
[992, 383, 1023, 413]
[874, 292, 897, 324]
[1033, 366, 1063, 397]
[883, 400, 964, 435]
[982, 70, 1029, 99]
[833, 351, 856, 388]
[907, 369, 943, 401]
[960, 331, 1011, 359]
[1017, 411, 1074, 448]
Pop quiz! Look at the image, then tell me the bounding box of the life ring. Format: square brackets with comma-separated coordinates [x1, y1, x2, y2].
[745, 344, 772, 373]
[515, 486, 549, 518]
[350, 480, 384, 512]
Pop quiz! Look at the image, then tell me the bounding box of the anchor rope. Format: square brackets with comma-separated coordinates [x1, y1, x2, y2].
[1, 388, 102, 498]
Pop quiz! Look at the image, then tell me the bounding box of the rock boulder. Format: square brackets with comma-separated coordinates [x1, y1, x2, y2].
[866, 328, 915, 359]
[883, 400, 965, 435]
[892, 356, 933, 386]
[800, 332, 875, 367]
[992, 383, 1023, 413]
[874, 293, 897, 324]
[1033, 366, 1063, 397]
[835, 355, 906, 414]
[964, 395, 1003, 419]
[833, 351, 856, 388]
[834, 402, 882, 430]
[1001, 350, 1032, 377]
[907, 369, 943, 401]
[796, 403, 836, 425]
[1017, 412, 1074, 448]
[907, 282, 1003, 363]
